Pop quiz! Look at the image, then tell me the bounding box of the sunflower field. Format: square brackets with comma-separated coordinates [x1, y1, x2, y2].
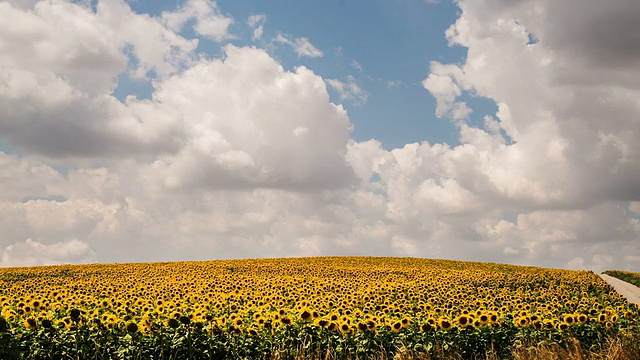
[1, 257, 639, 359]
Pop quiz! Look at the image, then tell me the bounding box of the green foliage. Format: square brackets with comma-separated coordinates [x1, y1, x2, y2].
[603, 270, 640, 288]
[0, 318, 638, 359]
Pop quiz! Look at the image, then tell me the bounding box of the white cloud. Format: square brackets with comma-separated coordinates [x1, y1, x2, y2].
[144, 45, 354, 190]
[247, 14, 266, 41]
[1, 238, 97, 267]
[422, 62, 472, 122]
[99, 0, 198, 79]
[274, 33, 324, 58]
[162, 0, 233, 42]
[0, 0, 195, 157]
[327, 76, 369, 105]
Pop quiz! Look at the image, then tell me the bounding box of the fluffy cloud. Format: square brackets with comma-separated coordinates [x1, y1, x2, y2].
[162, 0, 233, 42]
[408, 0, 640, 269]
[1, 239, 97, 267]
[432, 0, 640, 208]
[144, 45, 355, 190]
[0, 0, 195, 157]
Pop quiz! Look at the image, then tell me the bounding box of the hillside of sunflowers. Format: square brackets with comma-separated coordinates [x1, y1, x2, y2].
[1, 257, 639, 359]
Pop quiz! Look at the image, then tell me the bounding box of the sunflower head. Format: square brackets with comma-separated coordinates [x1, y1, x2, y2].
[179, 316, 191, 325]
[438, 318, 453, 331]
[420, 323, 433, 332]
[563, 314, 574, 325]
[167, 318, 180, 329]
[605, 321, 614, 329]
[357, 322, 368, 332]
[456, 315, 469, 327]
[69, 309, 81, 321]
[125, 322, 138, 333]
[392, 321, 402, 332]
[299, 309, 312, 321]
[25, 317, 38, 329]
[577, 314, 588, 323]
[41, 319, 53, 329]
[340, 323, 351, 334]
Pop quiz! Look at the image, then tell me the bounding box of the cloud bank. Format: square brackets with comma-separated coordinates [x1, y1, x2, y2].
[0, 0, 639, 272]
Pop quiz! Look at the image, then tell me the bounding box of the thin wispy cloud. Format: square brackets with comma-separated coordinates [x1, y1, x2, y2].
[274, 33, 324, 58]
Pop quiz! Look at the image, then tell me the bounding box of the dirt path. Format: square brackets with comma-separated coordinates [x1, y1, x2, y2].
[599, 274, 640, 305]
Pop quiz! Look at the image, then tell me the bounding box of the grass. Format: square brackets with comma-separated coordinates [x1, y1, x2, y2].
[603, 270, 640, 288]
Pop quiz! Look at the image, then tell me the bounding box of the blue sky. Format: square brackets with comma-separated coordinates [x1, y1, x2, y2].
[117, 0, 485, 149]
[1, 0, 639, 271]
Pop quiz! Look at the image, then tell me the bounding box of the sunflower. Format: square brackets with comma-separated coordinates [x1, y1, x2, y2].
[357, 322, 368, 332]
[489, 313, 498, 323]
[69, 308, 81, 321]
[577, 314, 588, 324]
[438, 317, 453, 331]
[400, 317, 410, 328]
[366, 320, 376, 330]
[455, 315, 470, 328]
[179, 316, 191, 325]
[562, 314, 574, 325]
[167, 318, 180, 329]
[605, 321, 614, 329]
[515, 316, 529, 327]
[391, 321, 403, 332]
[126, 322, 138, 333]
[24, 317, 38, 330]
[542, 319, 555, 330]
[420, 323, 434, 332]
[299, 309, 312, 322]
[279, 317, 291, 326]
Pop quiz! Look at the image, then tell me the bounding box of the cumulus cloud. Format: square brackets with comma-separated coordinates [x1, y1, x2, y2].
[0, 0, 195, 157]
[1, 239, 97, 267]
[422, 63, 471, 122]
[409, 0, 640, 270]
[274, 33, 324, 58]
[142, 45, 355, 190]
[162, 0, 233, 42]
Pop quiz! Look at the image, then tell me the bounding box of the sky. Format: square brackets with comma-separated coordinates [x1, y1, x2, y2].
[0, 0, 639, 272]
